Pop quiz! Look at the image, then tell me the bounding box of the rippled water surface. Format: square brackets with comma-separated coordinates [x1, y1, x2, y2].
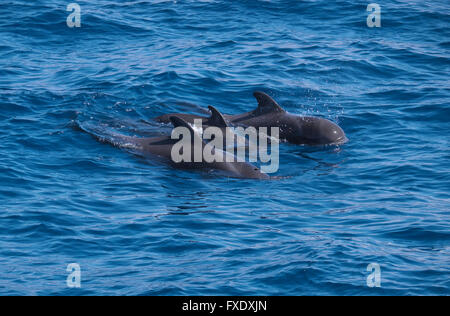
[0, 0, 449, 295]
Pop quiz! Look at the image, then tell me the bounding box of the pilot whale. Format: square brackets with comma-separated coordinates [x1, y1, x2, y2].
[80, 116, 269, 180]
[155, 91, 347, 145]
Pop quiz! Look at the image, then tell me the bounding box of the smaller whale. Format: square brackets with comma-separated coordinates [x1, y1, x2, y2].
[80, 116, 269, 180]
[155, 91, 348, 145]
[199, 105, 253, 151]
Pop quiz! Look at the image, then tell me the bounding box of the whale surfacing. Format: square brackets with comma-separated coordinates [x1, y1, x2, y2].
[155, 91, 347, 146]
[81, 116, 269, 180]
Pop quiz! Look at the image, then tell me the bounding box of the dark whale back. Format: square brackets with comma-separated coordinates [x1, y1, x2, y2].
[87, 116, 269, 179]
[154, 91, 347, 145]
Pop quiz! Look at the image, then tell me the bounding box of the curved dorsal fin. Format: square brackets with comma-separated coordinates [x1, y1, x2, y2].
[169, 116, 204, 145]
[253, 91, 285, 114]
[208, 105, 229, 127]
[170, 116, 194, 131]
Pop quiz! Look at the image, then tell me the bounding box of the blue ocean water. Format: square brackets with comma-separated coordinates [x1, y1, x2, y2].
[0, 0, 449, 295]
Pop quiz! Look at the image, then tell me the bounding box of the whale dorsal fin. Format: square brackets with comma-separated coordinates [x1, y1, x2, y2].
[170, 116, 195, 131]
[253, 91, 285, 114]
[208, 105, 229, 127]
[169, 116, 204, 145]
